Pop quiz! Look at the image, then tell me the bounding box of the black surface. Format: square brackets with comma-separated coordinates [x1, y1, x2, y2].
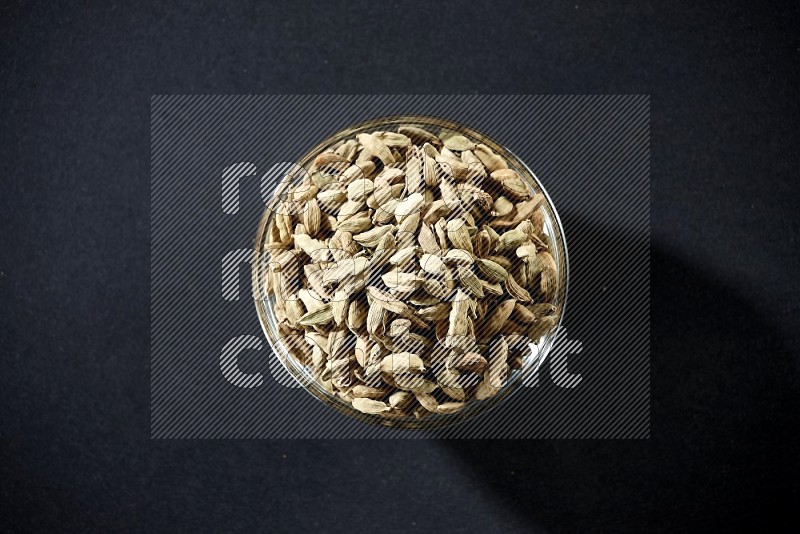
[1, 1, 798, 532]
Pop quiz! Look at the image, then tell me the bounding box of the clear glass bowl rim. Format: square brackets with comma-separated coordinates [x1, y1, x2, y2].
[252, 114, 570, 430]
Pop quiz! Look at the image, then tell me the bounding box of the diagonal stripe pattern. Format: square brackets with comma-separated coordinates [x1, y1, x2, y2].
[151, 95, 649, 439]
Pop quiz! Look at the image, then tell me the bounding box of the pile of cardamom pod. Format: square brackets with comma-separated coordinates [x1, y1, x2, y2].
[262, 124, 560, 420]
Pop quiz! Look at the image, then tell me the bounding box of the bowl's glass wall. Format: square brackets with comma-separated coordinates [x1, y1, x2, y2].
[252, 115, 569, 429]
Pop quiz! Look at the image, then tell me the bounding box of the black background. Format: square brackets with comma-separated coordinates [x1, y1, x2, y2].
[1, 1, 798, 532]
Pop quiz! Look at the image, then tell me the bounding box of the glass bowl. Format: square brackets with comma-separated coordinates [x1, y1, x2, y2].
[252, 114, 568, 430]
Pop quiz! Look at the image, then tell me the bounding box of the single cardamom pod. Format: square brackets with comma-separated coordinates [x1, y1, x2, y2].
[445, 218, 473, 254]
[347, 299, 367, 331]
[298, 303, 334, 326]
[444, 248, 473, 265]
[356, 133, 395, 165]
[449, 351, 488, 373]
[511, 302, 537, 323]
[388, 390, 414, 409]
[381, 270, 423, 293]
[394, 192, 424, 223]
[351, 385, 389, 399]
[388, 245, 418, 266]
[491, 196, 514, 217]
[502, 176, 530, 200]
[481, 300, 516, 340]
[346, 178, 375, 202]
[495, 229, 527, 252]
[474, 143, 507, 172]
[423, 150, 440, 187]
[475, 258, 508, 282]
[352, 397, 391, 414]
[436, 402, 466, 414]
[415, 392, 439, 412]
[457, 266, 485, 298]
[336, 214, 371, 234]
[398, 126, 441, 146]
[461, 150, 487, 179]
[397, 211, 420, 237]
[353, 225, 393, 247]
[420, 253, 446, 276]
[418, 302, 451, 321]
[418, 223, 441, 254]
[441, 133, 476, 152]
[404, 145, 423, 194]
[373, 131, 411, 148]
[538, 250, 558, 300]
[505, 272, 533, 302]
[335, 139, 359, 161]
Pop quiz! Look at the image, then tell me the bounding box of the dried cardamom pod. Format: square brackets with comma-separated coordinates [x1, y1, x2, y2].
[473, 143, 508, 173]
[475, 258, 508, 282]
[441, 133, 475, 152]
[352, 398, 391, 414]
[446, 218, 473, 254]
[457, 266, 484, 298]
[298, 303, 333, 326]
[356, 133, 395, 165]
[480, 299, 516, 340]
[505, 272, 533, 302]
